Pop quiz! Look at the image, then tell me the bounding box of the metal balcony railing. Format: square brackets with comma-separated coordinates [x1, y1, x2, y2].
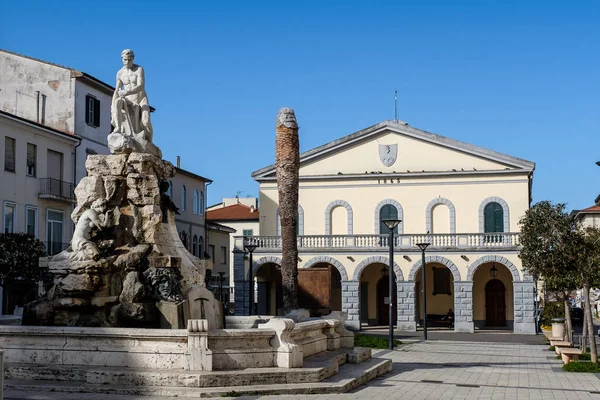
[235, 232, 521, 252]
[39, 178, 75, 202]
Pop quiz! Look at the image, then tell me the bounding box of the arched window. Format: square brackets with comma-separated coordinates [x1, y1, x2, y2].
[199, 191, 204, 215]
[379, 204, 399, 234]
[181, 185, 186, 211]
[179, 230, 188, 249]
[192, 235, 198, 256]
[484, 202, 504, 233]
[193, 189, 199, 214]
[167, 181, 173, 198]
[199, 236, 204, 258]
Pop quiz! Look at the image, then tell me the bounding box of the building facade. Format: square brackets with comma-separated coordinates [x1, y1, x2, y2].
[207, 197, 260, 310]
[233, 120, 537, 334]
[206, 221, 237, 312]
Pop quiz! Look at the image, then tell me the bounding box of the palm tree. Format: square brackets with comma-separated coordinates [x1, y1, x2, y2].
[275, 107, 300, 313]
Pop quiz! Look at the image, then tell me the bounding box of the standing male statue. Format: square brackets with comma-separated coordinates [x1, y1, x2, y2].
[111, 49, 153, 142]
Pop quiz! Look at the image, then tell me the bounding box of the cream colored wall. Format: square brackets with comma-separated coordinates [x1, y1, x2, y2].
[259, 175, 530, 237]
[472, 263, 515, 322]
[580, 214, 600, 229]
[331, 206, 347, 234]
[359, 263, 386, 321]
[209, 229, 231, 276]
[299, 132, 515, 176]
[432, 204, 450, 233]
[0, 115, 78, 243]
[415, 263, 455, 318]
[225, 219, 259, 288]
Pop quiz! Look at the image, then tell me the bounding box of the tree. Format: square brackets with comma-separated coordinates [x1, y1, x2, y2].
[519, 201, 579, 339]
[275, 108, 300, 313]
[0, 233, 46, 285]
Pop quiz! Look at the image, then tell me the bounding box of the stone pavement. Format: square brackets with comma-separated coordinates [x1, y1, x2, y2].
[6, 339, 600, 399]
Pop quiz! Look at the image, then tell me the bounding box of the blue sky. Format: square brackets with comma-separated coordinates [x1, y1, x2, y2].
[2, 0, 599, 211]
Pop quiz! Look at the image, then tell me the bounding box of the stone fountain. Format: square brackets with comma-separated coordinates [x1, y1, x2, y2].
[27, 49, 222, 329]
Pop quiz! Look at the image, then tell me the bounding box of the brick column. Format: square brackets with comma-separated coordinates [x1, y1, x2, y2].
[233, 249, 249, 316]
[454, 281, 474, 332]
[514, 282, 536, 334]
[396, 282, 416, 331]
[342, 280, 360, 331]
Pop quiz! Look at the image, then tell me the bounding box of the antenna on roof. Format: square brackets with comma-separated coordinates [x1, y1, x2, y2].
[394, 90, 398, 121]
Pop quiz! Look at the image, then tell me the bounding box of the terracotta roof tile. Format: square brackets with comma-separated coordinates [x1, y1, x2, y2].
[579, 205, 600, 213]
[206, 203, 259, 221]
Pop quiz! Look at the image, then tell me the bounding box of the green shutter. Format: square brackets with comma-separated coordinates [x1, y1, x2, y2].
[380, 205, 399, 234]
[484, 202, 504, 233]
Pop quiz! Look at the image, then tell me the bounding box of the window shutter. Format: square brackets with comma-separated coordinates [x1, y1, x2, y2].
[93, 98, 100, 127]
[484, 202, 504, 233]
[379, 205, 399, 234]
[85, 96, 91, 124]
[494, 206, 504, 232]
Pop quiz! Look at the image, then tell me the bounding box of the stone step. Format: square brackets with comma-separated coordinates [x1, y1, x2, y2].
[6, 347, 372, 388]
[5, 356, 392, 397]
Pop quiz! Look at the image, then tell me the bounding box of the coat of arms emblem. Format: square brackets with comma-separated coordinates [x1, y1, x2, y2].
[378, 144, 397, 167]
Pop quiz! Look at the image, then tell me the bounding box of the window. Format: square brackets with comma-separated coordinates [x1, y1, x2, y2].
[209, 244, 215, 261]
[4, 137, 15, 172]
[192, 235, 198, 256]
[26, 206, 37, 237]
[199, 191, 204, 215]
[167, 181, 173, 198]
[181, 185, 186, 211]
[85, 95, 100, 127]
[243, 229, 254, 236]
[46, 210, 64, 256]
[26, 143, 36, 177]
[3, 202, 16, 234]
[484, 202, 504, 243]
[199, 236, 204, 258]
[379, 204, 399, 234]
[433, 267, 452, 295]
[193, 189, 199, 214]
[221, 246, 227, 264]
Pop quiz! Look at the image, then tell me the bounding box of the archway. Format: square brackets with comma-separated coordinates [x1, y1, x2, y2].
[299, 262, 342, 315]
[359, 263, 397, 327]
[254, 263, 282, 316]
[472, 262, 514, 330]
[414, 262, 455, 329]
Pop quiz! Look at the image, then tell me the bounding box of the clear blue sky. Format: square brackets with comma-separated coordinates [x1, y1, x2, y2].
[2, 0, 599, 211]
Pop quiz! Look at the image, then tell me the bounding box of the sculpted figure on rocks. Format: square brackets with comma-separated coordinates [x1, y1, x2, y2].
[70, 198, 111, 261]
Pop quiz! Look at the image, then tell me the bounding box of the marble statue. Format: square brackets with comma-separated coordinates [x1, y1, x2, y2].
[111, 49, 153, 140]
[71, 198, 110, 261]
[108, 49, 161, 157]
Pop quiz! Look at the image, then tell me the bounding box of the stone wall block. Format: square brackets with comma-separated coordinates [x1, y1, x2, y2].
[86, 154, 128, 176]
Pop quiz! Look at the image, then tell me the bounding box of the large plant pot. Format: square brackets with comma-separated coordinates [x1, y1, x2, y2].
[551, 318, 565, 339]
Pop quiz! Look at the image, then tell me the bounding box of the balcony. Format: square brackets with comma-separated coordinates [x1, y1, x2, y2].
[39, 178, 75, 203]
[234, 232, 521, 253]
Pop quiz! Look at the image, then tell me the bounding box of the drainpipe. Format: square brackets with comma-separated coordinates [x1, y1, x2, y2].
[204, 180, 213, 258]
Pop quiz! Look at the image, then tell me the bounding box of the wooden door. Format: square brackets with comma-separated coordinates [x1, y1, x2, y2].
[485, 279, 506, 326]
[377, 276, 397, 326]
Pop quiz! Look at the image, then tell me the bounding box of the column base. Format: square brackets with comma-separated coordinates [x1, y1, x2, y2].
[396, 322, 416, 332]
[514, 321, 537, 335]
[454, 321, 474, 333]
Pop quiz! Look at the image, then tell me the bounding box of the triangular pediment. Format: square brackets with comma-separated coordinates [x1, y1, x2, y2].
[252, 121, 534, 180]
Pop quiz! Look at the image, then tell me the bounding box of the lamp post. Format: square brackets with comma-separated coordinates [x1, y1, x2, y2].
[416, 241, 430, 340]
[383, 218, 401, 350]
[244, 239, 258, 316]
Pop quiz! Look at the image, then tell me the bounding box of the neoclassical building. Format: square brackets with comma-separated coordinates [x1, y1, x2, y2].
[232, 120, 537, 334]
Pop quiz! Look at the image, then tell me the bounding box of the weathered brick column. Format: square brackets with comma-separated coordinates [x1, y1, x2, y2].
[513, 281, 536, 334]
[233, 249, 249, 316]
[342, 280, 360, 330]
[453, 281, 474, 332]
[396, 281, 416, 331]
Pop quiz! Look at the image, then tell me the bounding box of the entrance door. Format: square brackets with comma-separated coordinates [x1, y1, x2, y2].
[485, 279, 506, 326]
[377, 276, 397, 326]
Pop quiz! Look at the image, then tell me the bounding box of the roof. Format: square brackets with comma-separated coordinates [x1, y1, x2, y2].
[206, 203, 260, 221]
[175, 167, 212, 183]
[252, 120, 536, 180]
[0, 49, 155, 110]
[0, 110, 82, 142]
[207, 221, 237, 234]
[573, 205, 600, 218]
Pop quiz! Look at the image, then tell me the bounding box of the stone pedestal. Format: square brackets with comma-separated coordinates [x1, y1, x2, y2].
[30, 153, 221, 329]
[342, 281, 360, 330]
[514, 281, 537, 335]
[454, 281, 474, 333]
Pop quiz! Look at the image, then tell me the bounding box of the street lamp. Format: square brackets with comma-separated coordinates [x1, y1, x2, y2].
[382, 218, 401, 350]
[416, 241, 431, 340]
[244, 239, 258, 316]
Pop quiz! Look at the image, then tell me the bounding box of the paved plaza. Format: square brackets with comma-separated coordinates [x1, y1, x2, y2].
[6, 338, 600, 400]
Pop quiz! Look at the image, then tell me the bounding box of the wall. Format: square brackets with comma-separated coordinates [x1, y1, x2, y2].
[209, 228, 230, 276]
[171, 170, 207, 254]
[0, 115, 78, 244]
[224, 219, 259, 290]
[414, 263, 455, 318]
[0, 52, 75, 134]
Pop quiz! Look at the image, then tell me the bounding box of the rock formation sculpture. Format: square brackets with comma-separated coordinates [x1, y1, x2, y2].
[26, 50, 222, 329]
